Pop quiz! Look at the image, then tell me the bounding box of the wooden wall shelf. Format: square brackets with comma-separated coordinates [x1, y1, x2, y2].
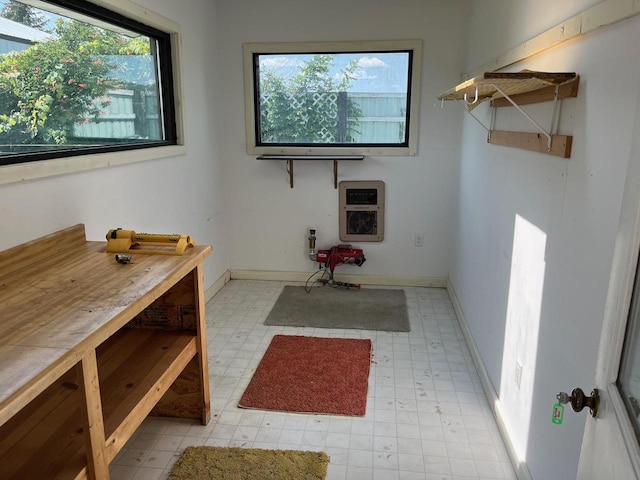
[490, 79, 579, 108]
[438, 70, 579, 158]
[257, 154, 364, 188]
[438, 70, 578, 105]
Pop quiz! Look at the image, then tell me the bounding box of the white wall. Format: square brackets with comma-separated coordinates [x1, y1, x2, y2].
[216, 0, 468, 281]
[0, 0, 229, 290]
[462, 0, 603, 71]
[450, 1, 640, 478]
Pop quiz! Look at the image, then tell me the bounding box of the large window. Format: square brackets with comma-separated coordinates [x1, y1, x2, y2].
[0, 0, 176, 166]
[243, 40, 422, 156]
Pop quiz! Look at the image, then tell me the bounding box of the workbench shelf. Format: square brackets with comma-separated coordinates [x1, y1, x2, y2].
[0, 367, 86, 479]
[438, 70, 579, 158]
[0, 225, 212, 479]
[100, 329, 197, 460]
[0, 330, 197, 479]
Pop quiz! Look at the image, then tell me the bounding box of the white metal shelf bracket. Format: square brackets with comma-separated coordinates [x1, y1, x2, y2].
[490, 83, 555, 151]
[451, 84, 562, 151]
[550, 85, 561, 136]
[455, 100, 490, 139]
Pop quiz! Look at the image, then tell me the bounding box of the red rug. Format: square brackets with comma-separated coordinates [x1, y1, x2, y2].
[238, 335, 372, 416]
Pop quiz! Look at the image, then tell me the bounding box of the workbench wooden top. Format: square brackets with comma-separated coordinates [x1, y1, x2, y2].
[0, 225, 211, 426]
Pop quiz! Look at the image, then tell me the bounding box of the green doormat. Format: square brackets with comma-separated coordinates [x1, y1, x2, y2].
[168, 446, 329, 480]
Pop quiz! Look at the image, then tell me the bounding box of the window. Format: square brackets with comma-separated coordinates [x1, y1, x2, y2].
[243, 40, 422, 156]
[0, 0, 177, 167]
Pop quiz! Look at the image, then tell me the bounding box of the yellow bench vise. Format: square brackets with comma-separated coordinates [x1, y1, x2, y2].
[106, 228, 195, 256]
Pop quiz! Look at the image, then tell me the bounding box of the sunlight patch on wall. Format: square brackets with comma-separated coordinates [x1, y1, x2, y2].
[499, 214, 547, 462]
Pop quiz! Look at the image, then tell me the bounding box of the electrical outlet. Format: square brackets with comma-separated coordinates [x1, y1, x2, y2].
[414, 234, 424, 247]
[515, 362, 523, 389]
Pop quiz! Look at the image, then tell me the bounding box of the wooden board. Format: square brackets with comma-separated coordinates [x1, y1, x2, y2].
[127, 269, 197, 330]
[0, 368, 87, 479]
[438, 70, 578, 105]
[0, 344, 79, 425]
[100, 330, 197, 461]
[0, 224, 86, 281]
[491, 77, 579, 107]
[77, 352, 108, 480]
[150, 357, 204, 420]
[488, 130, 573, 158]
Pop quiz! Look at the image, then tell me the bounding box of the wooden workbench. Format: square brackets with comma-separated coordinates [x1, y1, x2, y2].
[0, 224, 212, 479]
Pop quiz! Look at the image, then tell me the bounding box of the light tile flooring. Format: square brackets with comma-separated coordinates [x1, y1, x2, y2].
[110, 280, 517, 480]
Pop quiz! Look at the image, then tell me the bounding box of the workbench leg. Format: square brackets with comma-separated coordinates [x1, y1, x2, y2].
[195, 264, 211, 424]
[77, 351, 109, 480]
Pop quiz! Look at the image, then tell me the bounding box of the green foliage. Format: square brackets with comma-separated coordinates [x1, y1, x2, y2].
[119, 37, 151, 55]
[0, 19, 151, 148]
[1, 0, 47, 29]
[259, 55, 361, 143]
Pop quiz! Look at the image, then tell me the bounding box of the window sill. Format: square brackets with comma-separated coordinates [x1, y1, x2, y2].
[0, 145, 186, 186]
[248, 146, 416, 156]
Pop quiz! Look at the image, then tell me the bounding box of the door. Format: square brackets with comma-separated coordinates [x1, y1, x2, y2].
[577, 90, 640, 479]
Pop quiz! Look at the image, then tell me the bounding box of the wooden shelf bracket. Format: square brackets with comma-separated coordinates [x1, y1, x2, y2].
[257, 155, 364, 188]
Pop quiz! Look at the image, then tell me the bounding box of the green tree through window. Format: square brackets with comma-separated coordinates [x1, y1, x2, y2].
[0, 20, 119, 147]
[0, 0, 176, 167]
[0, 19, 154, 150]
[1, 0, 46, 29]
[258, 54, 362, 144]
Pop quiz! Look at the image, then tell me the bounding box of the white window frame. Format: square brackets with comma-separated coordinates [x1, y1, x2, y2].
[243, 40, 422, 156]
[0, 0, 185, 185]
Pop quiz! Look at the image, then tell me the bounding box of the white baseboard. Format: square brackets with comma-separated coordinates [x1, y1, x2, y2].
[229, 269, 448, 288]
[446, 279, 532, 480]
[204, 270, 231, 302]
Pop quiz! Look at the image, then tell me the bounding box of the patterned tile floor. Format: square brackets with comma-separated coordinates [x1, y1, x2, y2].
[109, 280, 517, 480]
